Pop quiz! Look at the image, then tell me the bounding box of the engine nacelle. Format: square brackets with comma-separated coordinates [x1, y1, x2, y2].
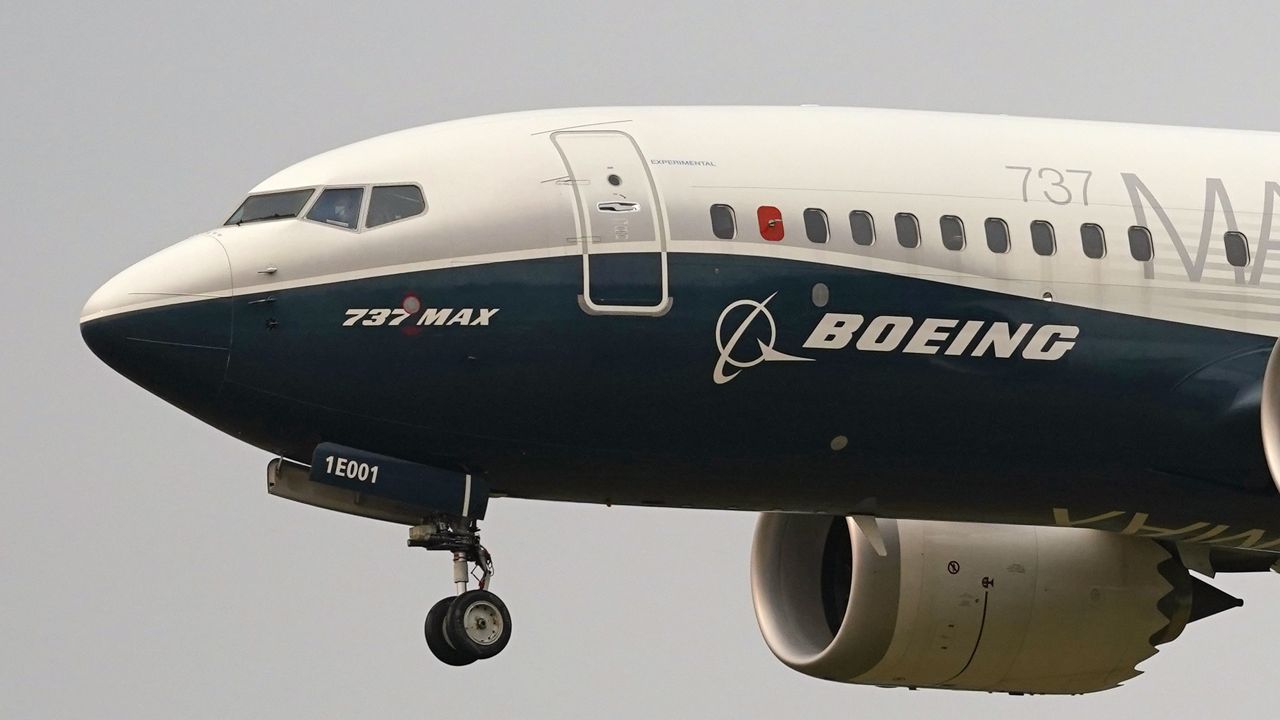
[1262, 338, 1280, 493]
[750, 515, 1228, 695]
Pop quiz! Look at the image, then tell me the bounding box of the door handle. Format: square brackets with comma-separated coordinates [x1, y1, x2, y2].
[258, 266, 278, 275]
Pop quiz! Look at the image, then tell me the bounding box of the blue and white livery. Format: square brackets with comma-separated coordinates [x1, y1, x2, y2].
[82, 106, 1280, 693]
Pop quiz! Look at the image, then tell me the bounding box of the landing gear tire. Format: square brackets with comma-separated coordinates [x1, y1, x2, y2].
[409, 517, 510, 665]
[424, 596, 477, 666]
[445, 589, 512, 660]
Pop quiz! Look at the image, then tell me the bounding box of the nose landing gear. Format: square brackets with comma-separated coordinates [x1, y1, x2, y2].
[410, 517, 512, 665]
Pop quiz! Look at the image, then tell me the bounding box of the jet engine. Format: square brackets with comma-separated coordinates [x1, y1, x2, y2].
[750, 514, 1242, 694]
[1262, 338, 1280, 493]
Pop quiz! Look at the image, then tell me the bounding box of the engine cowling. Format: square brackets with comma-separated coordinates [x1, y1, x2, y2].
[750, 514, 1235, 695]
[1262, 338, 1280, 493]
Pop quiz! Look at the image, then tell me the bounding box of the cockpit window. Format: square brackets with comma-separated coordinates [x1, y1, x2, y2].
[306, 187, 364, 230]
[225, 189, 314, 226]
[367, 185, 426, 228]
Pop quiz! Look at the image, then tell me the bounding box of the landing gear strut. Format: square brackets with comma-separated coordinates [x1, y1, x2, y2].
[410, 515, 512, 665]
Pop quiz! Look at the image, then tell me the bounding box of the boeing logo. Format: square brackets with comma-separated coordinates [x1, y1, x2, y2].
[713, 293, 813, 385]
[713, 294, 1080, 384]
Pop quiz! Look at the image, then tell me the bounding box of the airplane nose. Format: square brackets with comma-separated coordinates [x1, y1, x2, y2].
[80, 233, 234, 408]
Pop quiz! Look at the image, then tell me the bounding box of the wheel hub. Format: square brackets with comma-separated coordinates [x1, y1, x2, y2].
[463, 601, 504, 645]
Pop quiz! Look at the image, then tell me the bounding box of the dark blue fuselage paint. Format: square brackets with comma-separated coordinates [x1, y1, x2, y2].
[80, 252, 1280, 540]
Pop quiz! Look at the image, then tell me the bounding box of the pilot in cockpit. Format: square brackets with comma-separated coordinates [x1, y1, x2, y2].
[307, 188, 362, 229]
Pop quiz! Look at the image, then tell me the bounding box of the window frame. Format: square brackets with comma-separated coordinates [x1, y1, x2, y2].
[939, 215, 965, 251]
[365, 183, 429, 231]
[1128, 225, 1155, 262]
[298, 183, 428, 233]
[302, 185, 370, 232]
[1224, 230, 1250, 268]
[804, 208, 830, 244]
[894, 212, 921, 249]
[849, 210, 876, 246]
[709, 203, 737, 240]
[1080, 223, 1107, 260]
[984, 217, 1010, 254]
[1030, 220, 1057, 257]
[224, 186, 317, 226]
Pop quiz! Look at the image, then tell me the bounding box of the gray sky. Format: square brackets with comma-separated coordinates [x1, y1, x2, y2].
[4, 2, 1280, 717]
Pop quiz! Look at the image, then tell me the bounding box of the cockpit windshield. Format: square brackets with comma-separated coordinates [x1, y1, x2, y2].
[225, 189, 315, 226]
[306, 187, 363, 230]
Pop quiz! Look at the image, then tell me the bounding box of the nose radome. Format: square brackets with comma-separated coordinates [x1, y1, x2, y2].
[80, 233, 233, 324]
[81, 233, 234, 410]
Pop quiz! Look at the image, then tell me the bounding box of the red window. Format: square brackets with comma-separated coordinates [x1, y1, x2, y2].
[758, 206, 784, 241]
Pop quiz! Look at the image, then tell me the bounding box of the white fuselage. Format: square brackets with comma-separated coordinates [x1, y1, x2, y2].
[83, 107, 1280, 337]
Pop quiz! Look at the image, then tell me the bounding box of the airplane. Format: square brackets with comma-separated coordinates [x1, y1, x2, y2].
[80, 105, 1280, 694]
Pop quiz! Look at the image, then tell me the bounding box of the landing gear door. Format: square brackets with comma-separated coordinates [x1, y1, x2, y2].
[551, 130, 671, 316]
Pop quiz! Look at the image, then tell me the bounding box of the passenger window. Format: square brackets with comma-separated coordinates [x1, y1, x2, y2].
[367, 185, 426, 228]
[1031, 220, 1056, 256]
[1225, 231, 1250, 268]
[758, 206, 784, 241]
[1128, 226, 1154, 262]
[1081, 223, 1106, 259]
[849, 211, 875, 246]
[984, 218, 1010, 254]
[307, 187, 364, 230]
[940, 215, 965, 251]
[804, 208, 829, 243]
[895, 213, 920, 248]
[710, 204, 736, 239]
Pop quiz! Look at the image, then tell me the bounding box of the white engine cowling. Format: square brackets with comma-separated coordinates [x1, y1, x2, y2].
[750, 515, 1207, 695]
[1261, 337, 1280, 493]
